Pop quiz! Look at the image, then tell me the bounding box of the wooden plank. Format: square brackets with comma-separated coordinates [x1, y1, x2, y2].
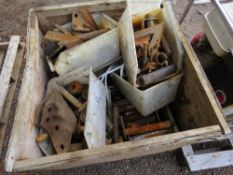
[174, 25, 231, 134]
[13, 125, 222, 171]
[0, 43, 24, 155]
[33, 0, 126, 17]
[5, 14, 47, 172]
[0, 36, 20, 119]
[0, 45, 7, 70]
[35, 1, 126, 33]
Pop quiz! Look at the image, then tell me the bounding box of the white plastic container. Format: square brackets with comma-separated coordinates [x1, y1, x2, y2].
[203, 2, 233, 57]
[113, 0, 184, 116]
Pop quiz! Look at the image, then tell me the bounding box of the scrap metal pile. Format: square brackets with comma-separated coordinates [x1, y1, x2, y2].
[134, 14, 176, 88]
[35, 6, 181, 156]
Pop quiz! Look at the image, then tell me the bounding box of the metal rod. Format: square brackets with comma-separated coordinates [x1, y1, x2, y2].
[138, 64, 177, 87]
[179, 0, 195, 24]
[124, 120, 172, 136]
[113, 106, 120, 142]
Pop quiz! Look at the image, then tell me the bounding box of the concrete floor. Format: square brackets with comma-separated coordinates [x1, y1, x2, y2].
[0, 0, 233, 174]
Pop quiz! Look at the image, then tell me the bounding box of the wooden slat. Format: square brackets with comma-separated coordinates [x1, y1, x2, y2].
[5, 15, 46, 172]
[33, 0, 126, 16]
[13, 125, 222, 171]
[0, 45, 7, 70]
[174, 25, 231, 134]
[0, 43, 25, 155]
[34, 1, 126, 33]
[0, 36, 20, 119]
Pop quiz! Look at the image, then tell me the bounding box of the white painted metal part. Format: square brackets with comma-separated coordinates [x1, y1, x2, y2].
[203, 2, 233, 57]
[114, 0, 184, 116]
[54, 29, 120, 75]
[85, 70, 107, 148]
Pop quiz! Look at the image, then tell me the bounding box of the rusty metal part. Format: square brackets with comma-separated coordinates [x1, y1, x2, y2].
[113, 106, 120, 143]
[74, 29, 108, 39]
[140, 61, 157, 73]
[37, 128, 55, 156]
[155, 52, 169, 67]
[134, 25, 157, 39]
[40, 88, 77, 154]
[44, 31, 83, 44]
[36, 133, 49, 143]
[141, 43, 149, 67]
[161, 35, 172, 57]
[129, 128, 174, 141]
[143, 14, 160, 28]
[69, 143, 83, 152]
[144, 17, 159, 28]
[124, 120, 172, 136]
[78, 7, 98, 30]
[138, 64, 177, 87]
[72, 11, 91, 32]
[61, 29, 108, 49]
[59, 85, 87, 112]
[67, 81, 83, 95]
[54, 24, 70, 34]
[132, 16, 143, 31]
[141, 13, 160, 29]
[135, 35, 150, 46]
[45, 29, 107, 48]
[149, 23, 164, 58]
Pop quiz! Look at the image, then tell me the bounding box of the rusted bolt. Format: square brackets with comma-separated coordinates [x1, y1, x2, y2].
[36, 133, 49, 143]
[67, 81, 83, 95]
[155, 52, 169, 67]
[140, 61, 157, 73]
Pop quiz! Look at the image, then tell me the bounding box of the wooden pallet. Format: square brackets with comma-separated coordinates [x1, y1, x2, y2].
[0, 37, 25, 155]
[182, 119, 233, 171]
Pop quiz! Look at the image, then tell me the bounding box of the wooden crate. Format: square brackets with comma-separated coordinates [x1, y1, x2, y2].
[4, 0, 230, 172]
[0, 37, 24, 155]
